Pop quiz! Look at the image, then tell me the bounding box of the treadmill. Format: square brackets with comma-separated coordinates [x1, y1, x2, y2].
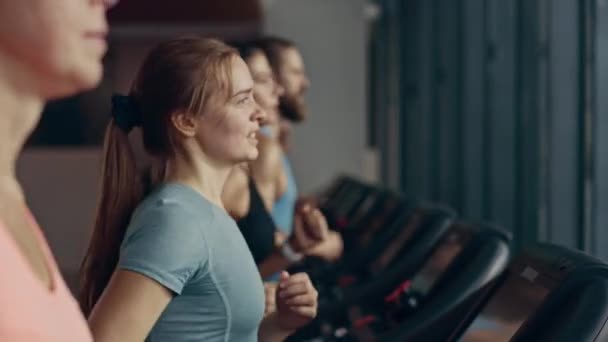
[312, 204, 454, 298]
[289, 205, 455, 341]
[451, 244, 608, 342]
[288, 191, 409, 280]
[306, 221, 510, 341]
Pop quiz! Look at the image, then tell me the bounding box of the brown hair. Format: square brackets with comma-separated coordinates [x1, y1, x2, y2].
[256, 36, 296, 74]
[79, 37, 238, 314]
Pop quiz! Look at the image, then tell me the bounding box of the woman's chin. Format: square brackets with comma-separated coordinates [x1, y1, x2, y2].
[242, 148, 259, 162]
[228, 147, 259, 165]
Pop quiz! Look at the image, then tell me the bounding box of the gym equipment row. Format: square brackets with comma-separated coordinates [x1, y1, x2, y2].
[285, 175, 608, 341]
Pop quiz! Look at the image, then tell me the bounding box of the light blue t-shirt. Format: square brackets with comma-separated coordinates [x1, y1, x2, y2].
[272, 155, 298, 235]
[118, 183, 265, 342]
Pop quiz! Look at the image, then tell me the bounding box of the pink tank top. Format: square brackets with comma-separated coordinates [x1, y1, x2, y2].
[0, 210, 92, 341]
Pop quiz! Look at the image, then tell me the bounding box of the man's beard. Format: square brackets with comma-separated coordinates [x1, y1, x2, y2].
[279, 94, 308, 123]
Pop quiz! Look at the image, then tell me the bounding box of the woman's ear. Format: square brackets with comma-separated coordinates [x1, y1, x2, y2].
[171, 112, 198, 137]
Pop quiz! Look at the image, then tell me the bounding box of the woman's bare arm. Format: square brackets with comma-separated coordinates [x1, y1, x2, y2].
[88, 270, 173, 342]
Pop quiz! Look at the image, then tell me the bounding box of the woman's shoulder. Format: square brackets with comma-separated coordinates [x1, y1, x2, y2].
[130, 183, 217, 232]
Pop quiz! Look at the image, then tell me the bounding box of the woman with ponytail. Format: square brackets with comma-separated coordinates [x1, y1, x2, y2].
[80, 37, 318, 342]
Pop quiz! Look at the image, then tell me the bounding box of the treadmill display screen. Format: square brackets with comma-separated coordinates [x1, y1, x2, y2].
[367, 210, 423, 273]
[336, 188, 365, 217]
[409, 225, 471, 296]
[358, 199, 400, 248]
[349, 193, 380, 226]
[460, 266, 553, 342]
[325, 181, 350, 208]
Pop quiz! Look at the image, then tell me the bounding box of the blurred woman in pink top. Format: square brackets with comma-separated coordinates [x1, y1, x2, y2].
[0, 0, 114, 340]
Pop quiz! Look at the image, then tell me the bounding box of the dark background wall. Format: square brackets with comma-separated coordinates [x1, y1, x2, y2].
[371, 0, 608, 258]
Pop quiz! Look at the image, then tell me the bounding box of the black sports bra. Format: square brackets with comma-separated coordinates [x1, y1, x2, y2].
[236, 179, 277, 264]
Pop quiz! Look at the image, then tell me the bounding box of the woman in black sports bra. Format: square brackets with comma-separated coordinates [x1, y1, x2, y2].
[222, 41, 329, 278]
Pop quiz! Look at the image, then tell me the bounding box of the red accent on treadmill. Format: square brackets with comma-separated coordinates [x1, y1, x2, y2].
[336, 217, 349, 229]
[385, 280, 412, 303]
[353, 315, 377, 328]
[338, 275, 357, 287]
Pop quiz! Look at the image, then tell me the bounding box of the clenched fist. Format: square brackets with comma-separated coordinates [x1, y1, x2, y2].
[275, 271, 318, 330]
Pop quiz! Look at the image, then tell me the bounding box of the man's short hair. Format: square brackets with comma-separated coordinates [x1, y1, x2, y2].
[256, 36, 297, 72]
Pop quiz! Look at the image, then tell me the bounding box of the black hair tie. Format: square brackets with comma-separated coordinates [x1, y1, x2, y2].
[111, 94, 142, 133]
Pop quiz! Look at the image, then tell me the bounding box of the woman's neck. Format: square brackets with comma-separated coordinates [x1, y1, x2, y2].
[0, 54, 44, 184]
[165, 151, 233, 209]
